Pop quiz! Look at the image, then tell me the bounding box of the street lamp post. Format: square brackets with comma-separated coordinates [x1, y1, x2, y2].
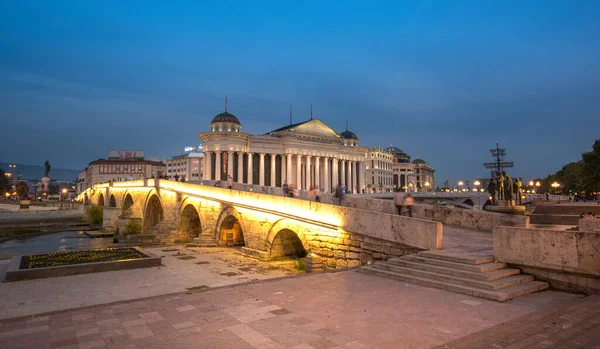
[474, 180, 481, 208]
[458, 181, 464, 192]
[551, 182, 561, 203]
[536, 181, 541, 197]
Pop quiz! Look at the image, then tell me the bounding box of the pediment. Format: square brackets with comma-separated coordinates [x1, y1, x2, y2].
[283, 119, 342, 139]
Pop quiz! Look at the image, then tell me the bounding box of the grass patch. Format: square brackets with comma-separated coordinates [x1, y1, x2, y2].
[294, 258, 306, 271]
[177, 255, 196, 260]
[20, 248, 147, 269]
[186, 285, 209, 291]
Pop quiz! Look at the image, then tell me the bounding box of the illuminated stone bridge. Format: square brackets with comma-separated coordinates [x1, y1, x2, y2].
[78, 179, 441, 269]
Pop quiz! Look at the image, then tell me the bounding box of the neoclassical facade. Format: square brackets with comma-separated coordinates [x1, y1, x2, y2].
[198, 109, 367, 193]
[365, 146, 393, 192]
[385, 147, 435, 192]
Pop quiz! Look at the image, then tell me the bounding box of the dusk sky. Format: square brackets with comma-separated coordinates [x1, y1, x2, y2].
[1, 1, 599, 184]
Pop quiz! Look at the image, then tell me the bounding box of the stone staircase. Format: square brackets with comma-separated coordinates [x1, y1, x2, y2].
[187, 234, 218, 247]
[358, 250, 549, 302]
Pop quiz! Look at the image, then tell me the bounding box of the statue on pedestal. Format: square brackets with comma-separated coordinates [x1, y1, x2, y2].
[487, 178, 497, 205]
[514, 178, 523, 205]
[496, 171, 505, 200]
[41, 161, 51, 194]
[44, 161, 51, 177]
[503, 171, 513, 204]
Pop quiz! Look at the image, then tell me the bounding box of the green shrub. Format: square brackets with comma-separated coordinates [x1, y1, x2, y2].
[86, 205, 103, 224]
[125, 219, 142, 234]
[294, 257, 306, 271]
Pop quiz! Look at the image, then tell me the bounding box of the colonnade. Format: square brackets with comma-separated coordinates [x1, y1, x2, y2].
[203, 151, 365, 193]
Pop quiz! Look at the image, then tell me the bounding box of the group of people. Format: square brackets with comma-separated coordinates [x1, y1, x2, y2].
[394, 191, 414, 217]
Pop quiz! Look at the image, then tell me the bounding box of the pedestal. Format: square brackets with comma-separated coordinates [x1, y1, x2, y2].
[41, 176, 50, 198]
[484, 200, 526, 215]
[19, 200, 30, 213]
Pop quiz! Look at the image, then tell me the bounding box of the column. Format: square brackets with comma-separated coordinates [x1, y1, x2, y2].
[286, 154, 292, 184]
[227, 151, 234, 179]
[214, 151, 221, 181]
[296, 155, 301, 190]
[314, 156, 320, 190]
[323, 157, 329, 193]
[281, 154, 286, 185]
[259, 153, 265, 186]
[270, 154, 276, 187]
[237, 152, 244, 183]
[351, 161, 357, 194]
[358, 161, 365, 193]
[204, 152, 211, 180]
[332, 158, 338, 190]
[340, 160, 346, 189]
[305, 156, 311, 190]
[247, 153, 253, 184]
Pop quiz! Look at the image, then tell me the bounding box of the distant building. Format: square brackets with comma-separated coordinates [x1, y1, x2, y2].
[76, 151, 165, 194]
[365, 146, 393, 193]
[385, 147, 435, 192]
[166, 147, 204, 182]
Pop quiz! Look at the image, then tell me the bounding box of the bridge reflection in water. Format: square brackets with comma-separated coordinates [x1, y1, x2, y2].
[77, 179, 441, 269]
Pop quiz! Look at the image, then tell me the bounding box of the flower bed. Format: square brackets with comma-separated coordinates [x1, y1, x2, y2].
[19, 248, 148, 269]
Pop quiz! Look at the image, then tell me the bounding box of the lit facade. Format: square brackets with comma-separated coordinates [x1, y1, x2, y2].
[365, 147, 393, 192]
[385, 147, 435, 192]
[198, 108, 367, 193]
[77, 159, 166, 194]
[166, 151, 204, 182]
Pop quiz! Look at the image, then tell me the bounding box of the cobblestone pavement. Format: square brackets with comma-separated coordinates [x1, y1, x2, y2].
[0, 270, 584, 349]
[433, 295, 600, 349]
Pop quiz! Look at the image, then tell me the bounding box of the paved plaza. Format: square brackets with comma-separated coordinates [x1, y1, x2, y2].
[0, 268, 589, 349]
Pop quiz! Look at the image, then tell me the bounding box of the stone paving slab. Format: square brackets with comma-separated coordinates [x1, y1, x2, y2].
[0, 246, 299, 320]
[0, 269, 585, 349]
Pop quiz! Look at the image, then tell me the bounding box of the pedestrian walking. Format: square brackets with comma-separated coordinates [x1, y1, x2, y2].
[314, 186, 320, 202]
[404, 193, 414, 217]
[394, 190, 404, 215]
[227, 175, 233, 189]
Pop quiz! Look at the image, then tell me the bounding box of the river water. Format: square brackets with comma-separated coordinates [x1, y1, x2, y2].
[0, 231, 115, 259]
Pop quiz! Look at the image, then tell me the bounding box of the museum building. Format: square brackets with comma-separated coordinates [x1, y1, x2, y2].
[198, 107, 367, 194]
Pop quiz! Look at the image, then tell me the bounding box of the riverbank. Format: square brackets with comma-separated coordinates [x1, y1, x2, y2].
[0, 207, 88, 242]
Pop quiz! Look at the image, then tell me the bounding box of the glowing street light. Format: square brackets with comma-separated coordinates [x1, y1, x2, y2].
[424, 182, 431, 192]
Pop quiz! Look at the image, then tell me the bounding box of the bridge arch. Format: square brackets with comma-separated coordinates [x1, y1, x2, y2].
[98, 193, 105, 207]
[266, 219, 310, 259]
[179, 204, 201, 241]
[143, 194, 163, 232]
[109, 194, 117, 208]
[215, 206, 246, 247]
[122, 193, 134, 211]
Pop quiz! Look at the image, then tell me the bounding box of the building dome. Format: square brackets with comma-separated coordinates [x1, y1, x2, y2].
[384, 146, 406, 156]
[340, 130, 358, 140]
[210, 112, 241, 126]
[412, 158, 427, 165]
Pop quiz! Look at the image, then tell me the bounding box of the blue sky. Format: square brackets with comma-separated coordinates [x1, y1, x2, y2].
[1, 0, 599, 184]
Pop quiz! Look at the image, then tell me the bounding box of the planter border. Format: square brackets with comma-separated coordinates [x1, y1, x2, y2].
[5, 246, 162, 282]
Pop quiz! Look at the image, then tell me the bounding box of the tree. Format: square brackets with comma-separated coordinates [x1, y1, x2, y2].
[15, 181, 29, 200]
[0, 170, 10, 195]
[582, 139, 600, 192]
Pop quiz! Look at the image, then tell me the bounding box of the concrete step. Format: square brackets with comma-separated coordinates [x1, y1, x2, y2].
[386, 259, 521, 281]
[399, 255, 507, 273]
[358, 266, 549, 302]
[370, 263, 533, 290]
[187, 235, 218, 248]
[417, 251, 494, 265]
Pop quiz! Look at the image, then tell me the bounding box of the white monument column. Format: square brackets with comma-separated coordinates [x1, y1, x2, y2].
[270, 154, 276, 187]
[351, 161, 357, 194]
[259, 153, 265, 186]
[286, 154, 292, 183]
[204, 152, 211, 180]
[281, 155, 286, 185]
[340, 160, 346, 188]
[314, 156, 320, 190]
[227, 151, 234, 179]
[323, 157, 329, 193]
[332, 158, 338, 189]
[247, 153, 253, 184]
[358, 161, 365, 193]
[214, 151, 221, 181]
[305, 156, 311, 190]
[237, 152, 244, 183]
[296, 155, 302, 190]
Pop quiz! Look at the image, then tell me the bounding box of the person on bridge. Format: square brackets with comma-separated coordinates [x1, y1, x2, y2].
[394, 190, 404, 215]
[404, 193, 414, 217]
[227, 175, 233, 189]
[283, 181, 289, 197]
[334, 183, 345, 206]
